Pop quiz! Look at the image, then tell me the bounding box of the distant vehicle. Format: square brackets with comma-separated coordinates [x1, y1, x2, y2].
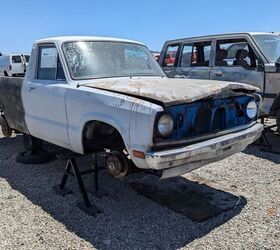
[23, 54, 30, 66]
[159, 32, 280, 131]
[0, 54, 26, 77]
[150, 51, 161, 62]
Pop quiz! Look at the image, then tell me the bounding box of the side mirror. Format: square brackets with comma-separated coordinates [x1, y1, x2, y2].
[264, 63, 277, 73]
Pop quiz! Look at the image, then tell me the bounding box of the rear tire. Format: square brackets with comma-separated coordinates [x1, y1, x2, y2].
[23, 134, 43, 154]
[4, 71, 8, 77]
[276, 110, 280, 133]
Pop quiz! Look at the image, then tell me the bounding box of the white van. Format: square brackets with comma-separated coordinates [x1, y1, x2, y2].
[0, 54, 25, 77]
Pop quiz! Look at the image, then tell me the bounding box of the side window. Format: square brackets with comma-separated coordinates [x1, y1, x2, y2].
[203, 45, 211, 63]
[215, 39, 258, 69]
[37, 46, 65, 80]
[163, 45, 179, 67]
[181, 44, 195, 67]
[180, 41, 211, 67]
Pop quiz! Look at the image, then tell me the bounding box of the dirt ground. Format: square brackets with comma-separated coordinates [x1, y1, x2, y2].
[0, 122, 279, 249]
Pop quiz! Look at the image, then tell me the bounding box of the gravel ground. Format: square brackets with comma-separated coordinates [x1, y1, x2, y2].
[0, 130, 279, 249]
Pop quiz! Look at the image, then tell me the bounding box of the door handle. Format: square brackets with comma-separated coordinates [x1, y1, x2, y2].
[28, 84, 36, 92]
[175, 74, 187, 78]
[214, 70, 223, 77]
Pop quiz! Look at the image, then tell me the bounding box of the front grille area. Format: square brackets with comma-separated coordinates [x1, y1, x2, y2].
[154, 95, 255, 141]
[194, 107, 212, 135]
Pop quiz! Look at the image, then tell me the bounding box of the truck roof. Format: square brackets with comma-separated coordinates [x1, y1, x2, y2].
[36, 36, 144, 45]
[165, 32, 276, 43]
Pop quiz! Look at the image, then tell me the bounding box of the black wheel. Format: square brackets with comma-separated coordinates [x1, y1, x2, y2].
[4, 71, 8, 77]
[277, 110, 280, 133]
[105, 151, 130, 178]
[23, 134, 43, 154]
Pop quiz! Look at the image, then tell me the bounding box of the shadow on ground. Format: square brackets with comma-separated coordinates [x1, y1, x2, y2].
[0, 135, 247, 249]
[245, 122, 280, 164]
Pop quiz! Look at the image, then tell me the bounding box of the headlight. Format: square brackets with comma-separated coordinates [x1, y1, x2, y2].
[246, 100, 258, 119]
[157, 114, 174, 137]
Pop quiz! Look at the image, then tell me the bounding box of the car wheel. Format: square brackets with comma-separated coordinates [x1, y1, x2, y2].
[23, 134, 43, 154]
[105, 151, 130, 178]
[4, 71, 8, 77]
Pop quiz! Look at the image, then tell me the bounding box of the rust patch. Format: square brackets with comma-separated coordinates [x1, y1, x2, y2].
[83, 78, 258, 106]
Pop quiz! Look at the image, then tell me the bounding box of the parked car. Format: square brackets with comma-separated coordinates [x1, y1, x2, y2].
[23, 54, 30, 67]
[151, 51, 160, 62]
[0, 36, 263, 179]
[158, 32, 280, 131]
[0, 54, 26, 77]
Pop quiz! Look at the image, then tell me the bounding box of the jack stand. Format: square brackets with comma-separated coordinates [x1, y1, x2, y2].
[88, 153, 108, 198]
[54, 153, 103, 216]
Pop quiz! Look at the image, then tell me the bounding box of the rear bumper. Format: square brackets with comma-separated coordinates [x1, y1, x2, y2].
[145, 123, 263, 179]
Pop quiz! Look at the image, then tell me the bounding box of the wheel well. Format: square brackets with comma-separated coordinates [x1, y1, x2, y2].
[82, 120, 125, 153]
[270, 95, 280, 116]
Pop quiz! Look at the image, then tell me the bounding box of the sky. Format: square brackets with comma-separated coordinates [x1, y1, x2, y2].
[1, 0, 280, 54]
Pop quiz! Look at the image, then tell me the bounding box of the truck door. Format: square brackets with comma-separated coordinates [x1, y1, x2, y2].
[22, 45, 70, 146]
[161, 44, 180, 78]
[210, 38, 264, 93]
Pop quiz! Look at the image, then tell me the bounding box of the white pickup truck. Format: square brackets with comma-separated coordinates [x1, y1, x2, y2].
[0, 36, 263, 178]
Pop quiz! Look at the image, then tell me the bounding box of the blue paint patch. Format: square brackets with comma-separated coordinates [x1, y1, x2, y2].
[155, 95, 256, 140]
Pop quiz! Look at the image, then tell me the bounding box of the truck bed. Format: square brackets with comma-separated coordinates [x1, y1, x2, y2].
[0, 76, 28, 133]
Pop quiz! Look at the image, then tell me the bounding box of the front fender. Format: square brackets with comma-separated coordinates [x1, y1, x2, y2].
[79, 111, 130, 152]
[66, 87, 162, 155]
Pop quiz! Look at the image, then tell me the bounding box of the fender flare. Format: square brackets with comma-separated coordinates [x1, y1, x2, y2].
[78, 112, 130, 153]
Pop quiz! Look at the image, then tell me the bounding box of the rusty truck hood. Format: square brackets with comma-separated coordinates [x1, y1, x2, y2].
[83, 78, 258, 106]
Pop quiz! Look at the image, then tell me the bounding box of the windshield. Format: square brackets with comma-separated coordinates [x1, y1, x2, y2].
[253, 34, 280, 63]
[63, 41, 165, 79]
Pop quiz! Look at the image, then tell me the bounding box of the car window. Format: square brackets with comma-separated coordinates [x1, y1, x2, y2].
[203, 45, 211, 62]
[253, 34, 280, 63]
[215, 39, 257, 69]
[180, 42, 211, 67]
[37, 46, 65, 80]
[24, 55, 30, 62]
[181, 45, 193, 67]
[163, 45, 179, 67]
[12, 55, 22, 63]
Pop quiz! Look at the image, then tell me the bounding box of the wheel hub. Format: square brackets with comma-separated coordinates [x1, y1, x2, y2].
[106, 155, 123, 176]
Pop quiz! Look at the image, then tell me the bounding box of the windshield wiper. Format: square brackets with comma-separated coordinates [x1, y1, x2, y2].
[129, 74, 164, 78]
